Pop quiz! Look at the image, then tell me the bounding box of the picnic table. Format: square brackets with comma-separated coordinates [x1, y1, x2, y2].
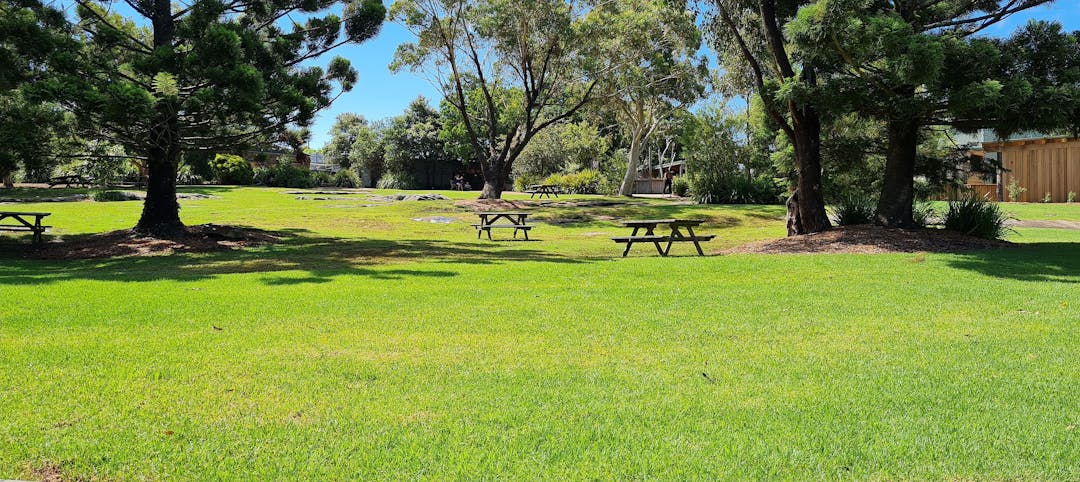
[48, 175, 90, 188]
[524, 184, 559, 199]
[0, 211, 51, 244]
[473, 212, 534, 240]
[611, 219, 715, 257]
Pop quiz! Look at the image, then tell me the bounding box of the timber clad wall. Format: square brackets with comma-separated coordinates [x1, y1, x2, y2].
[989, 138, 1080, 203]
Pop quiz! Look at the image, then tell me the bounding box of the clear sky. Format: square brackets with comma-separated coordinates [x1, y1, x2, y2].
[311, 1, 1080, 148]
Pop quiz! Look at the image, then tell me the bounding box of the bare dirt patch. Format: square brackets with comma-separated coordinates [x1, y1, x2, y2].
[28, 224, 281, 260]
[726, 225, 1015, 254]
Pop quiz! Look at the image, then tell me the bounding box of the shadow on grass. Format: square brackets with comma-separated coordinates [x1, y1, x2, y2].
[946, 242, 1080, 283]
[0, 229, 586, 286]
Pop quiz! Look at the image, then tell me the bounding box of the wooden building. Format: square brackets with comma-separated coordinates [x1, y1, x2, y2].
[981, 136, 1080, 202]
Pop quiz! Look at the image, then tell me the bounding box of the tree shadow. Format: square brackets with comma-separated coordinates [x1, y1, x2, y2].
[0, 229, 586, 286]
[946, 243, 1080, 283]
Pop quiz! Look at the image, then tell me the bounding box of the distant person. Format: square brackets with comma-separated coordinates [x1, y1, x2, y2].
[452, 173, 465, 191]
[663, 169, 674, 195]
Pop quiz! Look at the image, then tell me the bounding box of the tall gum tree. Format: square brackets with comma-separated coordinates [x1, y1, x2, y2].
[582, 0, 707, 197]
[55, 0, 385, 236]
[790, 0, 1070, 227]
[389, 0, 598, 199]
[706, 0, 832, 234]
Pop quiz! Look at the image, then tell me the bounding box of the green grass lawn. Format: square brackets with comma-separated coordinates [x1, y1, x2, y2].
[1, 187, 1078, 480]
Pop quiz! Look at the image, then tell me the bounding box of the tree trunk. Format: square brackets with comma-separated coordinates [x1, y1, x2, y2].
[619, 136, 643, 197]
[135, 0, 184, 237]
[479, 159, 504, 199]
[876, 116, 919, 228]
[1, 172, 12, 189]
[790, 104, 831, 235]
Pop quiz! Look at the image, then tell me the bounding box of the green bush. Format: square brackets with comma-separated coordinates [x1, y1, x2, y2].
[943, 196, 1013, 240]
[332, 169, 361, 188]
[541, 169, 602, 194]
[671, 177, 690, 197]
[830, 192, 876, 226]
[513, 173, 540, 192]
[210, 154, 255, 185]
[376, 171, 415, 190]
[912, 202, 938, 228]
[311, 171, 333, 187]
[690, 175, 784, 205]
[254, 160, 315, 188]
[176, 163, 204, 185]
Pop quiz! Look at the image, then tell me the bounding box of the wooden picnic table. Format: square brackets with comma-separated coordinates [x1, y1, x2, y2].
[0, 211, 52, 244]
[48, 175, 90, 188]
[473, 211, 534, 240]
[612, 219, 715, 257]
[525, 184, 559, 199]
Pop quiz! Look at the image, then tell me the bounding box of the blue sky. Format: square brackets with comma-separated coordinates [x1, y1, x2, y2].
[311, 1, 1080, 148]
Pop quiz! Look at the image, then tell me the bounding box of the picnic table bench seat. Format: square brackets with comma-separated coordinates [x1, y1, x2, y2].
[473, 212, 535, 240]
[612, 219, 714, 256]
[0, 211, 52, 244]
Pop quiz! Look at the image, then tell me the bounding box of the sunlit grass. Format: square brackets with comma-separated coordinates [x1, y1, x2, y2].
[0, 187, 1077, 480]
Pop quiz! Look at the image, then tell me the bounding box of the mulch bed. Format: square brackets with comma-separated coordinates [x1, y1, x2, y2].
[726, 224, 1015, 254]
[25, 224, 281, 260]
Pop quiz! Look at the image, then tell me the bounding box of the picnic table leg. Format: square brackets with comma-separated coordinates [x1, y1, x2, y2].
[687, 226, 705, 256]
[647, 226, 665, 256]
[622, 226, 640, 257]
[523, 228, 529, 241]
[664, 227, 680, 256]
[486, 228, 492, 241]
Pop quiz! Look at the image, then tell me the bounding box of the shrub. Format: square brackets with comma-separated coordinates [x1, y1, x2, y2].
[1043, 192, 1053, 203]
[912, 202, 938, 228]
[311, 171, 333, 187]
[210, 154, 255, 185]
[830, 192, 876, 226]
[332, 169, 360, 188]
[92, 190, 130, 202]
[541, 169, 602, 194]
[1069, 191, 1077, 203]
[513, 173, 540, 192]
[690, 175, 784, 205]
[943, 196, 1013, 240]
[1006, 178, 1026, 202]
[671, 176, 690, 197]
[176, 163, 204, 185]
[254, 160, 315, 188]
[376, 171, 415, 190]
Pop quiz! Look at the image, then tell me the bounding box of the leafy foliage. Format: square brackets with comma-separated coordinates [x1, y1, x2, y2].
[830, 193, 877, 226]
[375, 171, 415, 190]
[254, 160, 314, 188]
[541, 170, 604, 195]
[943, 197, 1013, 240]
[210, 154, 254, 185]
[332, 169, 360, 188]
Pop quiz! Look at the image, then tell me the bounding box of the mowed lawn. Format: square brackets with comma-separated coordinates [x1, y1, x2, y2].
[1, 187, 1078, 480]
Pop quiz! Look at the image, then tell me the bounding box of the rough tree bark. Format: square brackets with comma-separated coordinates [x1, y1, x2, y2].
[790, 91, 831, 234]
[876, 115, 919, 228]
[134, 0, 184, 237]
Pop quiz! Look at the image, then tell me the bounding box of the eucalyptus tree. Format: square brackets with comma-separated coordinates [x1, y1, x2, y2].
[56, 0, 385, 235]
[585, 0, 707, 196]
[789, 0, 1072, 227]
[705, 0, 832, 234]
[390, 0, 598, 199]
